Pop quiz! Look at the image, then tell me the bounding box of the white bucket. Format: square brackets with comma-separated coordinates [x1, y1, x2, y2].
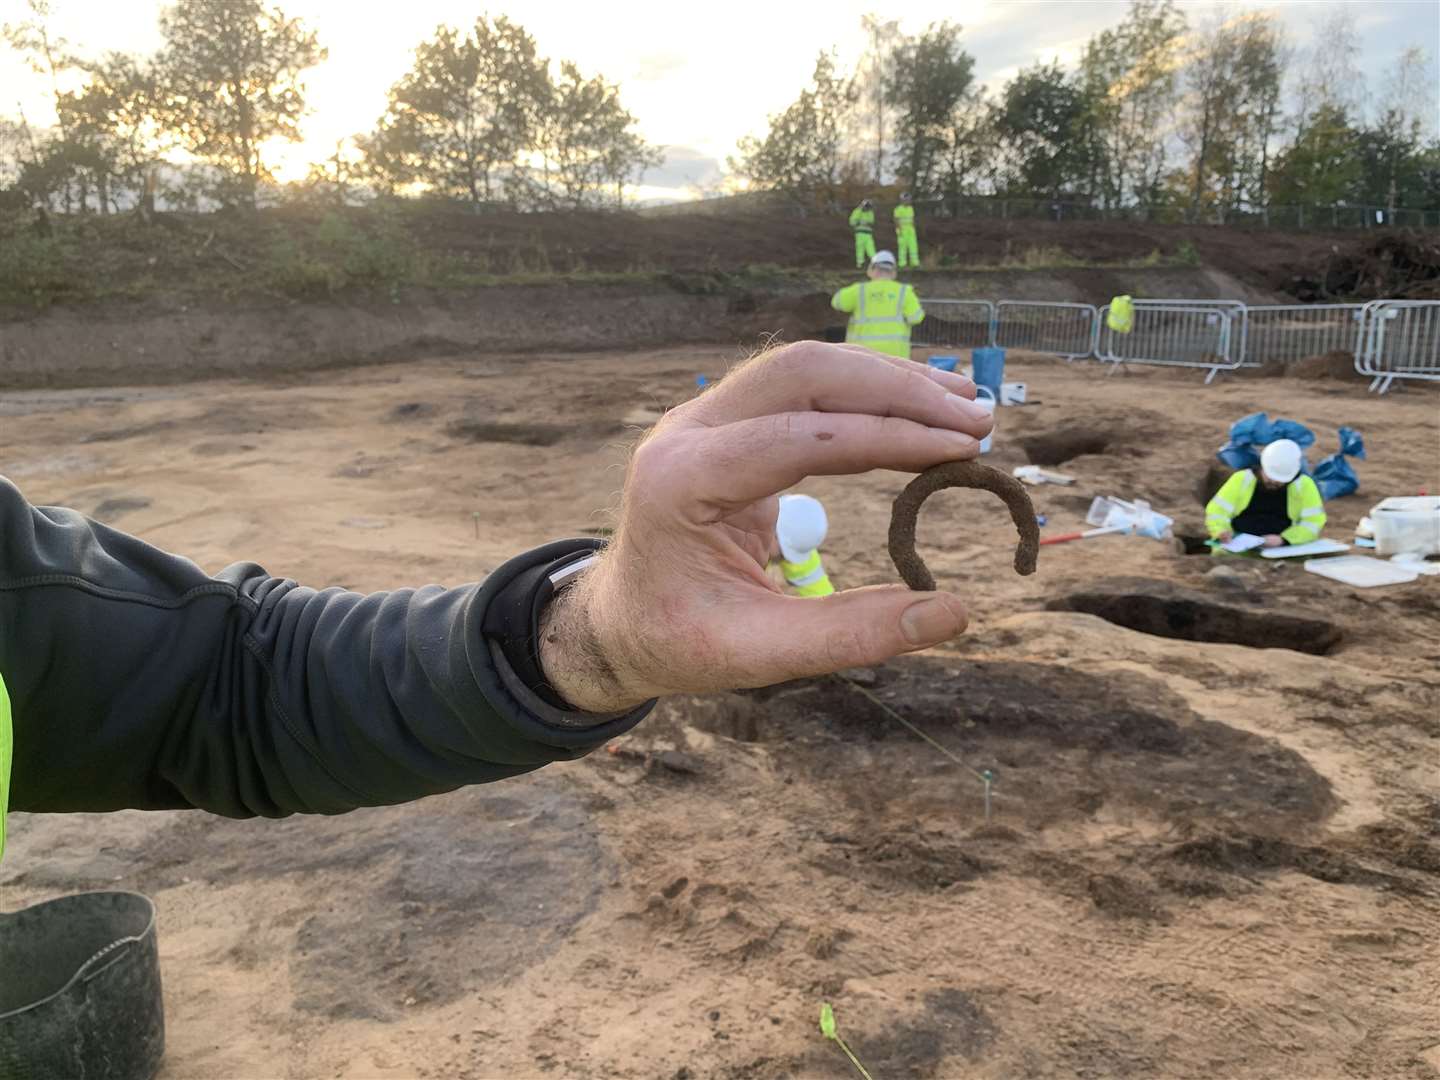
[1001, 382, 1027, 406]
[974, 385, 996, 454]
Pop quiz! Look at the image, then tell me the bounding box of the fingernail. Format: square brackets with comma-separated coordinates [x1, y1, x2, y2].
[947, 392, 989, 418]
[900, 597, 965, 647]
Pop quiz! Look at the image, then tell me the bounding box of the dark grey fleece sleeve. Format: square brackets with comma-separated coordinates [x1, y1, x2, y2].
[0, 476, 649, 817]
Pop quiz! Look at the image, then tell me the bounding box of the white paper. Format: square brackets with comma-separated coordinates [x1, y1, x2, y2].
[1221, 533, 1266, 553]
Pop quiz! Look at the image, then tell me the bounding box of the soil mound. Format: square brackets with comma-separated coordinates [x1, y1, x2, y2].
[1280, 233, 1440, 301]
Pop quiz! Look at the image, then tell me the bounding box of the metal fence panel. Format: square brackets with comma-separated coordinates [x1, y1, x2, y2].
[994, 301, 1098, 359]
[1242, 304, 1365, 369]
[1356, 300, 1440, 392]
[1133, 298, 1248, 369]
[913, 299, 995, 350]
[1098, 304, 1235, 381]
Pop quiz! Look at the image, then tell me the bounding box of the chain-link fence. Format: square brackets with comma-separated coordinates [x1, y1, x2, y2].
[910, 196, 1440, 230]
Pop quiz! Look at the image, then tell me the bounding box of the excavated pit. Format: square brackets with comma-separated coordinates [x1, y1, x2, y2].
[1018, 426, 1112, 466]
[1048, 581, 1343, 655]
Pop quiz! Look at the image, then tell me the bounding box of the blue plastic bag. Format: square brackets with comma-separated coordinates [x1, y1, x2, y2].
[1269, 419, 1316, 449]
[1225, 412, 1317, 450]
[1313, 453, 1359, 500]
[1216, 412, 1318, 471]
[1336, 426, 1365, 460]
[1216, 443, 1261, 470]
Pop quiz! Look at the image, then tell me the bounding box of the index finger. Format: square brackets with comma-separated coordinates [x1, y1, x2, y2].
[677, 342, 982, 432]
[643, 410, 983, 517]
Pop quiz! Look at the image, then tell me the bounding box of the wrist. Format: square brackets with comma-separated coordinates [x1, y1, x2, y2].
[538, 568, 653, 713]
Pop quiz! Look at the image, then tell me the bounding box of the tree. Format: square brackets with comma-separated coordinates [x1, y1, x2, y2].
[1292, 6, 1365, 135]
[59, 52, 164, 212]
[293, 138, 366, 206]
[1076, 0, 1186, 209]
[885, 21, 975, 196]
[858, 14, 901, 184]
[1351, 124, 1439, 212]
[4, 0, 83, 211]
[934, 93, 994, 200]
[521, 62, 661, 209]
[1369, 46, 1437, 213]
[1179, 11, 1285, 217]
[157, 0, 326, 208]
[363, 17, 549, 204]
[729, 52, 859, 209]
[1267, 103, 1362, 207]
[992, 61, 1091, 198]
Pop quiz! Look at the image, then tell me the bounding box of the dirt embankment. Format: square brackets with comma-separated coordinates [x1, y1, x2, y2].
[360, 205, 1406, 289]
[0, 265, 1268, 390]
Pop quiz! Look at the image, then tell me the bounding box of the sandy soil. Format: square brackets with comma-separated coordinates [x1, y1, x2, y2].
[2, 346, 1439, 1079]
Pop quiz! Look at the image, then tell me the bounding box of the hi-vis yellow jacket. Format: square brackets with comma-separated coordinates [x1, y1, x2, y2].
[831, 280, 925, 360]
[848, 204, 875, 234]
[778, 550, 834, 597]
[893, 203, 916, 232]
[1205, 469, 1326, 545]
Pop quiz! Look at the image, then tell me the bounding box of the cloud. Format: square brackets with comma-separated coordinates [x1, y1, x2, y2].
[641, 146, 725, 192]
[632, 51, 686, 82]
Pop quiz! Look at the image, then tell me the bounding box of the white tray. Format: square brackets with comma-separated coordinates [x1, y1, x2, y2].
[1304, 555, 1419, 588]
[1261, 538, 1350, 559]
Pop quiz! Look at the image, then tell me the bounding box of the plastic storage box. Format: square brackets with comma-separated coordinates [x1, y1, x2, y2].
[1370, 496, 1440, 556]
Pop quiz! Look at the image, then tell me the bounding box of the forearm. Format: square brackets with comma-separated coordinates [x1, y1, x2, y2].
[1204, 506, 1233, 538]
[0, 477, 647, 818]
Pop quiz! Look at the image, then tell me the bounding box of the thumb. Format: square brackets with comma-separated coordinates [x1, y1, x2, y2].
[724, 585, 968, 687]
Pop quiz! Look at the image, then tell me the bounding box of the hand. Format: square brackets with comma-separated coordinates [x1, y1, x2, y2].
[538, 342, 993, 712]
[1217, 531, 1233, 543]
[1262, 534, 1284, 548]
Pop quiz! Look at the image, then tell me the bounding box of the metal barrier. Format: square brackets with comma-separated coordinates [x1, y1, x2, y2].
[1356, 300, 1440, 393]
[994, 301, 1098, 360]
[913, 299, 994, 350]
[910, 293, 1435, 390]
[1244, 304, 1365, 369]
[1097, 304, 1235, 382]
[1134, 298, 1248, 369]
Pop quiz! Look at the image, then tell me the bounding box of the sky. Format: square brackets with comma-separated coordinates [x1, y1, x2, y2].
[3, 0, 1438, 202]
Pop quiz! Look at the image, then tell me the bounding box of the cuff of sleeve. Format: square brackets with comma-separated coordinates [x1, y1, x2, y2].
[468, 538, 654, 754]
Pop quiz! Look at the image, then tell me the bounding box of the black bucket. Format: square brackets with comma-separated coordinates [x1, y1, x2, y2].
[0, 891, 164, 1080]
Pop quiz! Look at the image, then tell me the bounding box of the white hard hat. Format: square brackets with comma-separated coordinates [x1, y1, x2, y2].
[776, 494, 828, 562]
[1260, 439, 1303, 483]
[870, 250, 896, 268]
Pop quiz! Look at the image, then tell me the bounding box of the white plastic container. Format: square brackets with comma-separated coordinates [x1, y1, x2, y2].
[1370, 496, 1440, 556]
[1001, 382, 1027, 406]
[1085, 495, 1174, 540]
[974, 385, 996, 454]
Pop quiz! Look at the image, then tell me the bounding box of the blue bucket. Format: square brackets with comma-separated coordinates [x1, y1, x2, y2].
[971, 347, 1006, 399]
[927, 355, 959, 373]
